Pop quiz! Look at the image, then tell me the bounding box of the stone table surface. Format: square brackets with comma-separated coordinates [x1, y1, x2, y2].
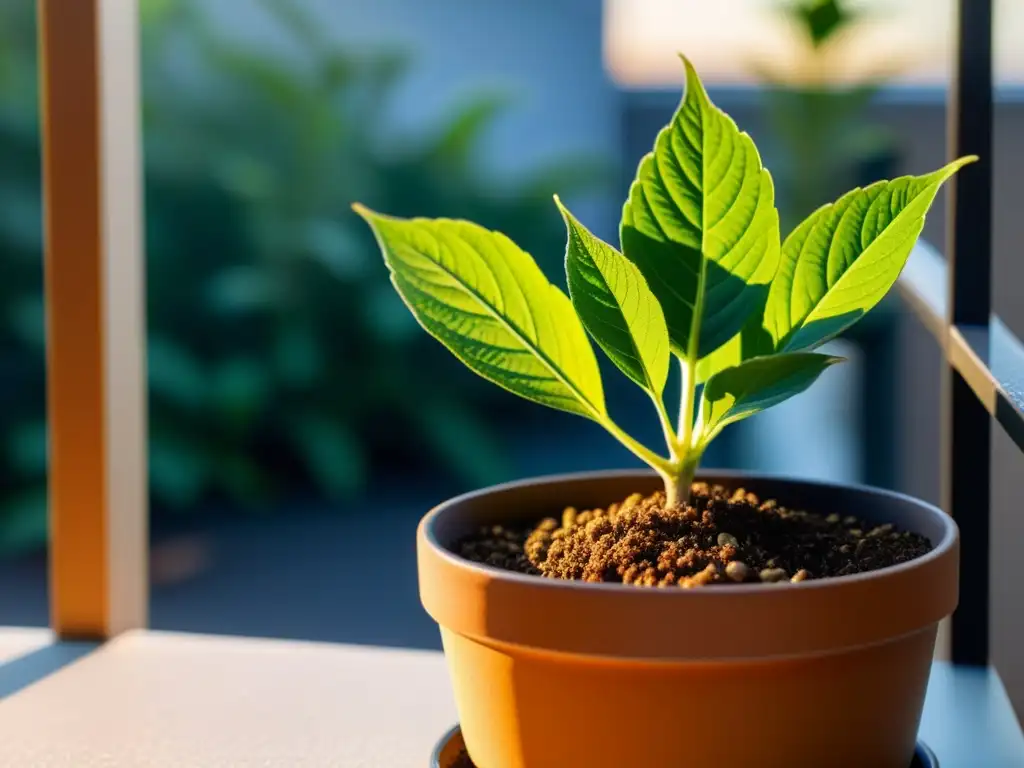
[0, 628, 1019, 767]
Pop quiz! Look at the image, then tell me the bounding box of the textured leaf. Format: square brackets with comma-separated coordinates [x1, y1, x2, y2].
[694, 308, 776, 384]
[697, 353, 843, 447]
[354, 205, 606, 420]
[766, 157, 976, 352]
[620, 55, 780, 362]
[559, 198, 670, 395]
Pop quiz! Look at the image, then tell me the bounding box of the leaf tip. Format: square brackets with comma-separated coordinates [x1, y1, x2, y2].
[675, 53, 708, 106]
[940, 155, 979, 180]
[553, 194, 575, 228]
[351, 202, 373, 220]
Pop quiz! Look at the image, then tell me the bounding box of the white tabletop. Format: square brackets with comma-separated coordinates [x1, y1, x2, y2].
[0, 628, 1019, 767]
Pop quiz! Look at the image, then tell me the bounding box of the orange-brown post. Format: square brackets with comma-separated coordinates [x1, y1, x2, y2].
[37, 0, 147, 638]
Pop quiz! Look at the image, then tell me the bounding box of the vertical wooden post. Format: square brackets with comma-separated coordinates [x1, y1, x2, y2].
[37, 0, 147, 638]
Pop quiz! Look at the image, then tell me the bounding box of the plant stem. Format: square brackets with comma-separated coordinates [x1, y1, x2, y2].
[651, 394, 680, 460]
[676, 356, 697, 457]
[662, 452, 699, 508]
[601, 417, 674, 477]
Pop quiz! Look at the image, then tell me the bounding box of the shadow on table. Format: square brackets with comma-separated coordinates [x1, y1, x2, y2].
[0, 642, 95, 700]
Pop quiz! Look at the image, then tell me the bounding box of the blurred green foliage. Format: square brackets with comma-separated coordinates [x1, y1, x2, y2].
[0, 0, 608, 552]
[756, 0, 901, 231]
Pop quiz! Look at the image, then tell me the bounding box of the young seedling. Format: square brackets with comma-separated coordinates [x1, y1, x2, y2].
[353, 56, 974, 508]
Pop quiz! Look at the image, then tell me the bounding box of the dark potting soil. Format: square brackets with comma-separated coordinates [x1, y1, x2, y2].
[456, 484, 932, 586]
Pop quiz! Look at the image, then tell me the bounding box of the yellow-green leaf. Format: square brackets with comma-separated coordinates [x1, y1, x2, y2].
[353, 205, 606, 420]
[559, 198, 670, 396]
[766, 157, 976, 352]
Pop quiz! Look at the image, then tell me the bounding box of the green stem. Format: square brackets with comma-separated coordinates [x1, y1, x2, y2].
[676, 356, 697, 454]
[601, 417, 674, 477]
[662, 452, 700, 508]
[651, 393, 680, 460]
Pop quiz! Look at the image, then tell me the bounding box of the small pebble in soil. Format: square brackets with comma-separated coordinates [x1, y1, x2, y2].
[717, 532, 739, 548]
[456, 484, 933, 588]
[725, 560, 751, 583]
[759, 567, 788, 583]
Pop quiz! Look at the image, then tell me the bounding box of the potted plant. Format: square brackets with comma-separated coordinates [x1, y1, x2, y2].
[354, 56, 967, 768]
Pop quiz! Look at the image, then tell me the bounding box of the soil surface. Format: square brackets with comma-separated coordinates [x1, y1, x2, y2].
[456, 484, 932, 586]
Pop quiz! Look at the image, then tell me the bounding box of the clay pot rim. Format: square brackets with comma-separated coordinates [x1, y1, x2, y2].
[421, 468, 957, 596]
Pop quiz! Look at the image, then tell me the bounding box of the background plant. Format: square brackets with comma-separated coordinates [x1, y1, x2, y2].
[755, 0, 903, 231]
[0, 0, 609, 551]
[357, 56, 971, 506]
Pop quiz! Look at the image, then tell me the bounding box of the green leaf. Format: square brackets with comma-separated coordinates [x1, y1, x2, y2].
[415, 397, 510, 488]
[427, 92, 512, 168]
[559, 197, 670, 396]
[353, 205, 606, 420]
[148, 336, 207, 411]
[6, 421, 48, 476]
[766, 157, 976, 352]
[149, 434, 209, 509]
[697, 353, 843, 447]
[289, 415, 366, 499]
[694, 307, 776, 384]
[210, 358, 271, 423]
[620, 55, 780, 363]
[695, 332, 741, 384]
[0, 489, 48, 555]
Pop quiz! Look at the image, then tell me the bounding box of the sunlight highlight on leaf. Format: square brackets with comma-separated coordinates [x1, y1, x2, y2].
[354, 205, 606, 421]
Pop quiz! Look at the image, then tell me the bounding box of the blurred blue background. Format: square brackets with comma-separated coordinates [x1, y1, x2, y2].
[0, 0, 1023, 713]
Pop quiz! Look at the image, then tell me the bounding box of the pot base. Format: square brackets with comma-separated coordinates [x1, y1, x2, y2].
[430, 725, 940, 768]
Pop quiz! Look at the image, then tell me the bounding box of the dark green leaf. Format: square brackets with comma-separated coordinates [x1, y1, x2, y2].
[289, 416, 366, 499]
[697, 352, 843, 447]
[621, 56, 780, 362]
[5, 421, 47, 476]
[148, 336, 207, 410]
[149, 435, 208, 508]
[0, 490, 47, 555]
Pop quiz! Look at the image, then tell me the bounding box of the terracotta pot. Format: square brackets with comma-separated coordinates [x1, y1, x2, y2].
[418, 471, 959, 768]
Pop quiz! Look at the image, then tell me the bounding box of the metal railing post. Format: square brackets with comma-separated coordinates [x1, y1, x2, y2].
[944, 0, 993, 666]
